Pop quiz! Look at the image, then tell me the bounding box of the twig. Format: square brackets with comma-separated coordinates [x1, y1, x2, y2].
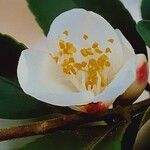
[0, 111, 114, 141]
[0, 113, 82, 141]
[0, 98, 150, 141]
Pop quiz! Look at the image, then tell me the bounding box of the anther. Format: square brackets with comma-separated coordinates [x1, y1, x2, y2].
[107, 38, 114, 43]
[83, 34, 88, 40]
[63, 30, 68, 36]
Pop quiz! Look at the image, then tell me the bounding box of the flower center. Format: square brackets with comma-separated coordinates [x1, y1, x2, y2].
[51, 31, 113, 95]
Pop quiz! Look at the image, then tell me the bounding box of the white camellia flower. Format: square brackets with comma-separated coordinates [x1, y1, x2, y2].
[17, 9, 148, 114]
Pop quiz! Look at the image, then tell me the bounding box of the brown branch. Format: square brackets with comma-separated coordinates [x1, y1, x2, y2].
[0, 98, 150, 141]
[0, 111, 114, 141]
[0, 113, 83, 141]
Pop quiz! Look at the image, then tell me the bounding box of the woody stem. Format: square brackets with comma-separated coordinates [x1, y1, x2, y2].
[0, 98, 150, 141]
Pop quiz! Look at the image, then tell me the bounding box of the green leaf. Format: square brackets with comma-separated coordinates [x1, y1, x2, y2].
[18, 128, 100, 150]
[136, 20, 150, 48]
[27, 0, 76, 35]
[133, 119, 150, 150]
[141, 0, 150, 20]
[93, 124, 127, 150]
[0, 33, 26, 81]
[0, 76, 59, 119]
[18, 122, 128, 150]
[27, 0, 147, 56]
[19, 124, 126, 150]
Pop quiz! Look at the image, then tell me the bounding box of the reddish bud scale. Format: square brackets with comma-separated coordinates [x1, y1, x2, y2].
[136, 62, 148, 83]
[82, 102, 108, 114]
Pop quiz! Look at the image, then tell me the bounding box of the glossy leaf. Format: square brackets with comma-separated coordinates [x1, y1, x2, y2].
[27, 0, 147, 56]
[136, 20, 150, 48]
[0, 76, 59, 119]
[0, 33, 26, 81]
[141, 0, 150, 20]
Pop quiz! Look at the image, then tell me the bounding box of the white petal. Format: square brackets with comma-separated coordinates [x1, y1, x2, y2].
[17, 50, 94, 106]
[113, 54, 148, 106]
[115, 29, 135, 55]
[29, 37, 50, 52]
[47, 9, 124, 73]
[93, 55, 139, 103]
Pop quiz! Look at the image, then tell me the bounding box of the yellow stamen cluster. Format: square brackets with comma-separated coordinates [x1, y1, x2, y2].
[62, 57, 87, 75]
[62, 58, 76, 75]
[81, 48, 93, 56]
[85, 54, 110, 89]
[80, 42, 103, 57]
[59, 40, 76, 55]
[51, 31, 113, 93]
[97, 54, 110, 68]
[92, 42, 102, 54]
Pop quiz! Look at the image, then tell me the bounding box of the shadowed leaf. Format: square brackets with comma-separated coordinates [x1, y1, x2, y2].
[0, 33, 26, 81]
[141, 0, 150, 20]
[19, 124, 127, 150]
[0, 76, 60, 119]
[136, 20, 150, 48]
